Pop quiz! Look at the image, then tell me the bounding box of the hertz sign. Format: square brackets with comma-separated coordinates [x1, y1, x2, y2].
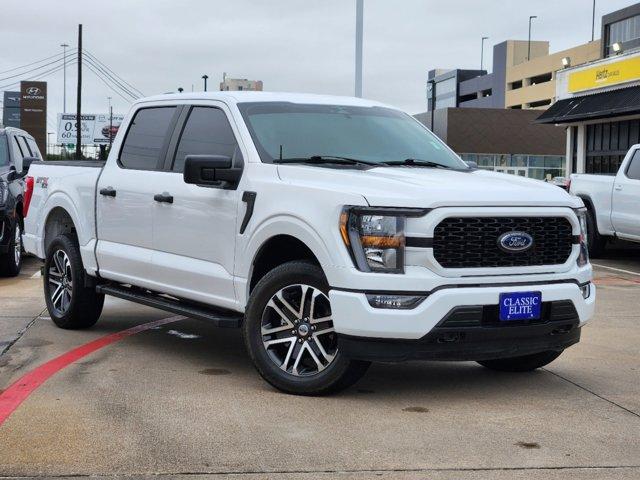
[568, 55, 640, 93]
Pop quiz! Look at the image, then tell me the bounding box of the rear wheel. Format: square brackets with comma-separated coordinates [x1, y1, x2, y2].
[477, 350, 563, 372]
[0, 218, 22, 277]
[585, 207, 606, 258]
[244, 261, 369, 395]
[43, 234, 104, 329]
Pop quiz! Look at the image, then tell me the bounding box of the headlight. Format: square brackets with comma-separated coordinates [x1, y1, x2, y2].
[575, 207, 589, 267]
[339, 207, 424, 273]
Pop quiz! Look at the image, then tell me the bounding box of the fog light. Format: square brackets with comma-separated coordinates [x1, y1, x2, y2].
[366, 294, 426, 309]
[580, 283, 591, 299]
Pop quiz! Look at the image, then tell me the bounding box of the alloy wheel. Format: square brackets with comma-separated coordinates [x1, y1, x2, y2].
[48, 249, 73, 315]
[261, 284, 337, 376]
[14, 223, 21, 267]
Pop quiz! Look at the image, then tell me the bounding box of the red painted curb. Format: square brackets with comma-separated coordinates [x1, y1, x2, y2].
[0, 316, 182, 427]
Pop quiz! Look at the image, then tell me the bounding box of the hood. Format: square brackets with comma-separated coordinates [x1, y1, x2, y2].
[277, 165, 583, 209]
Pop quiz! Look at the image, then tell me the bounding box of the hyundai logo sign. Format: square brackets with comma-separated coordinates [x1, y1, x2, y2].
[498, 231, 534, 253]
[26, 87, 41, 96]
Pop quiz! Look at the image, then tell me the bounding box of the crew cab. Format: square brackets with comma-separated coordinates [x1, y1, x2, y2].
[23, 92, 595, 395]
[570, 144, 640, 256]
[0, 127, 41, 276]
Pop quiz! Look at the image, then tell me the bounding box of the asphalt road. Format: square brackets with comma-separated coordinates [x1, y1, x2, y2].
[0, 247, 639, 480]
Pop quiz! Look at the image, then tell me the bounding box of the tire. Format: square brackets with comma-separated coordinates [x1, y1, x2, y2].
[0, 217, 23, 277]
[43, 233, 104, 329]
[585, 207, 606, 258]
[243, 261, 370, 395]
[477, 350, 563, 372]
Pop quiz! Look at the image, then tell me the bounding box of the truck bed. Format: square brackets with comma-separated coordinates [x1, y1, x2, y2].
[30, 160, 105, 168]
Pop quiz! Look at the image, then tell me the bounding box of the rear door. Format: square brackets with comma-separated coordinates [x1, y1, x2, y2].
[151, 103, 244, 308]
[96, 105, 182, 286]
[612, 148, 640, 241]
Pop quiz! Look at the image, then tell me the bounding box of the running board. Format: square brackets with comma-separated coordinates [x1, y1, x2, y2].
[96, 284, 243, 328]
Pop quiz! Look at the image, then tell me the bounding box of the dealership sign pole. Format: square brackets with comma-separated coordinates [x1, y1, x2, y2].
[19, 81, 47, 155]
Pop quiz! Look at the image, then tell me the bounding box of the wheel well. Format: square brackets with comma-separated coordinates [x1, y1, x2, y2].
[249, 235, 321, 292]
[44, 207, 77, 254]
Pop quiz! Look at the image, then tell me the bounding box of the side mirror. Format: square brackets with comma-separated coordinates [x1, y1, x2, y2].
[7, 166, 17, 182]
[465, 160, 478, 169]
[183, 155, 241, 189]
[21, 156, 38, 176]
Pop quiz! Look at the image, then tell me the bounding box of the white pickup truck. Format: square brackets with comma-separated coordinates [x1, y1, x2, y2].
[570, 144, 640, 257]
[23, 92, 595, 395]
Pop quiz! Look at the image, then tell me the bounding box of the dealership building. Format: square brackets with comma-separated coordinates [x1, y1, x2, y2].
[536, 3, 640, 175]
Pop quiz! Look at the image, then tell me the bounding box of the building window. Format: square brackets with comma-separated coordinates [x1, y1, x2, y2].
[528, 99, 552, 108]
[605, 14, 640, 56]
[509, 80, 523, 90]
[509, 104, 523, 109]
[481, 89, 492, 97]
[586, 119, 640, 174]
[528, 72, 553, 85]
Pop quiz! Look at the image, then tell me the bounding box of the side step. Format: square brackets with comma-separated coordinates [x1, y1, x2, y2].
[96, 284, 243, 328]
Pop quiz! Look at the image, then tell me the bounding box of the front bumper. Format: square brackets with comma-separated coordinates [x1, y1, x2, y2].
[329, 280, 594, 361]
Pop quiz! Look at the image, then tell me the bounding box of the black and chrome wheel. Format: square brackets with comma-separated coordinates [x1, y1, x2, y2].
[244, 261, 369, 395]
[43, 234, 104, 329]
[0, 218, 23, 277]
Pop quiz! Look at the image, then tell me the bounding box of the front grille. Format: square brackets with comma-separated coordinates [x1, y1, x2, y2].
[433, 217, 573, 269]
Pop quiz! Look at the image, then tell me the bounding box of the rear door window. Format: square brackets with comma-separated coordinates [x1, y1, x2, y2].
[119, 107, 177, 170]
[626, 149, 640, 180]
[11, 136, 24, 160]
[172, 107, 242, 173]
[19, 136, 33, 156]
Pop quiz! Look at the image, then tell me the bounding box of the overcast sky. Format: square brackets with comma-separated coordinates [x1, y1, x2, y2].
[0, 0, 637, 134]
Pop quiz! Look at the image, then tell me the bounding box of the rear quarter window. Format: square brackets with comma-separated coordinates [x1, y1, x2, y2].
[119, 106, 177, 170]
[626, 149, 640, 180]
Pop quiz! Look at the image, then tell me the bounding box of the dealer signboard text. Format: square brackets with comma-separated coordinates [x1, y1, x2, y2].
[568, 55, 640, 93]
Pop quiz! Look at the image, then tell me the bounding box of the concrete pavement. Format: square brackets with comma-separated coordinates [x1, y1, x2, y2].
[0, 253, 639, 479]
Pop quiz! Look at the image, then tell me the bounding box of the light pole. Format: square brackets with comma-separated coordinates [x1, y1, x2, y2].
[60, 43, 69, 112]
[355, 0, 364, 97]
[480, 36, 489, 72]
[202, 74, 209, 92]
[527, 16, 537, 61]
[591, 0, 596, 42]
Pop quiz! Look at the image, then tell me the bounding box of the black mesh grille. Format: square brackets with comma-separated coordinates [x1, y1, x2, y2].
[433, 217, 573, 269]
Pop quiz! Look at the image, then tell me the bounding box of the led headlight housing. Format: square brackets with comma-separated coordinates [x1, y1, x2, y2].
[575, 207, 589, 267]
[340, 207, 424, 273]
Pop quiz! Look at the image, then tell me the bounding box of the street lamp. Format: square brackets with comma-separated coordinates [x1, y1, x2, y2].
[355, 0, 364, 97]
[480, 36, 489, 72]
[202, 74, 209, 92]
[60, 43, 69, 113]
[527, 16, 537, 61]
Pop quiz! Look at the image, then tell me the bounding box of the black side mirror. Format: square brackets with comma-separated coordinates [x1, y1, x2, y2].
[7, 166, 17, 182]
[21, 156, 38, 176]
[183, 154, 241, 189]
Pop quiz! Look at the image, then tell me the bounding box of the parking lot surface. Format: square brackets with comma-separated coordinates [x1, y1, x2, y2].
[1, 247, 639, 480]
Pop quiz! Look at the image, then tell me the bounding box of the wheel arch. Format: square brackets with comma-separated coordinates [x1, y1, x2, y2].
[43, 206, 79, 255]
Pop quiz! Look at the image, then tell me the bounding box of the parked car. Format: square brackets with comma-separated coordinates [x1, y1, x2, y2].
[570, 144, 640, 257]
[23, 92, 595, 395]
[101, 124, 119, 140]
[550, 176, 570, 191]
[0, 127, 40, 276]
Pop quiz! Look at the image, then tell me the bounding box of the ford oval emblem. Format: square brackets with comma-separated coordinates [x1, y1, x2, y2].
[498, 231, 534, 253]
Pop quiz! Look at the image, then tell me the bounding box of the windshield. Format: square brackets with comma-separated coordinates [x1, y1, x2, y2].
[237, 102, 467, 169]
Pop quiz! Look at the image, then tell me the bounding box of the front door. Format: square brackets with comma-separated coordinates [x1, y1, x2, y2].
[152, 104, 244, 310]
[96, 105, 180, 286]
[612, 149, 640, 241]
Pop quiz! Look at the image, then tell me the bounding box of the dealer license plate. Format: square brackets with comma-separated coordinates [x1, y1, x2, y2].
[499, 291, 542, 321]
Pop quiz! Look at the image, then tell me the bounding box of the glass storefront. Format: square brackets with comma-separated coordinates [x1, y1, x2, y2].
[459, 153, 566, 180]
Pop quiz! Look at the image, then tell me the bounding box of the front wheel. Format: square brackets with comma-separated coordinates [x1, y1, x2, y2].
[477, 350, 563, 372]
[243, 261, 369, 395]
[43, 234, 104, 329]
[0, 218, 22, 277]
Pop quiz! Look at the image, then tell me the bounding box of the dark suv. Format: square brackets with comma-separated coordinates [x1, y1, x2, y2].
[0, 127, 40, 276]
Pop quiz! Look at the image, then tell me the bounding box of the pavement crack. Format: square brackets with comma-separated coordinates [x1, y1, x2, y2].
[543, 367, 640, 419]
[0, 307, 48, 358]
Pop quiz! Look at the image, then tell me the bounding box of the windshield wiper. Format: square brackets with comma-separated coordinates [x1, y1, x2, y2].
[381, 158, 452, 169]
[273, 155, 380, 167]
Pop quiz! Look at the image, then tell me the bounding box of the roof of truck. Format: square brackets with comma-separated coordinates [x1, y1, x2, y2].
[136, 91, 393, 109]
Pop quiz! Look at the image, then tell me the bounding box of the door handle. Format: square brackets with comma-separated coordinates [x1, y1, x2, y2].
[615, 184, 623, 191]
[154, 193, 173, 204]
[99, 187, 116, 197]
